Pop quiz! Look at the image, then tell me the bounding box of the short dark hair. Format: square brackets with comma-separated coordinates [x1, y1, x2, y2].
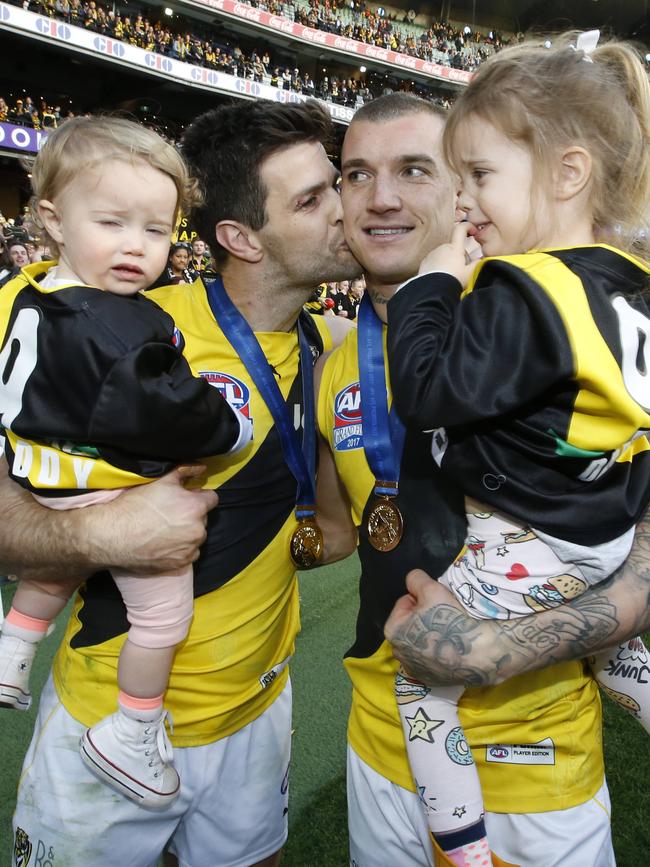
[181, 99, 334, 266]
[351, 92, 447, 126]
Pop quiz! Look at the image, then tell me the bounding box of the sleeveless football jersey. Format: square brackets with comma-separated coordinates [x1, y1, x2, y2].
[317, 326, 604, 813]
[52, 277, 332, 745]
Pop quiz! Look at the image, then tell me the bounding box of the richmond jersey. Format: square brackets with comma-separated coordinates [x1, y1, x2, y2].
[0, 263, 241, 495]
[318, 326, 604, 813]
[388, 245, 650, 545]
[52, 278, 332, 745]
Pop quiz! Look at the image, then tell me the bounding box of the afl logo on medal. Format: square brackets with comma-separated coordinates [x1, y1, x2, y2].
[200, 371, 252, 420]
[333, 382, 363, 451]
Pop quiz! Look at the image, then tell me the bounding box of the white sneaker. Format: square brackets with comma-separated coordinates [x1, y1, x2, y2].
[0, 634, 34, 710]
[80, 710, 180, 809]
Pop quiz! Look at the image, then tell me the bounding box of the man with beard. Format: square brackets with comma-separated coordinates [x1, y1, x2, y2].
[9, 99, 359, 867]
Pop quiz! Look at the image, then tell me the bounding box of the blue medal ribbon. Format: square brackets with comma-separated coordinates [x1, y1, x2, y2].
[357, 293, 406, 497]
[206, 277, 317, 517]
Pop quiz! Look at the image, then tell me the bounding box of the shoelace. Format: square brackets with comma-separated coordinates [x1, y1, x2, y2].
[143, 711, 174, 776]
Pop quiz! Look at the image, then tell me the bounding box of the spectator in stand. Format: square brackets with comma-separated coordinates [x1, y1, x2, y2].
[331, 279, 350, 317]
[163, 241, 195, 285]
[190, 237, 215, 279]
[6, 240, 30, 269]
[334, 277, 363, 320]
[305, 283, 336, 315]
[7, 99, 35, 128]
[0, 239, 30, 288]
[5, 0, 482, 110]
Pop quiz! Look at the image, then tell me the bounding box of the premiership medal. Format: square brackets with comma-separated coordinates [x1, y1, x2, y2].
[358, 295, 407, 552]
[367, 496, 404, 552]
[290, 515, 324, 568]
[206, 277, 323, 569]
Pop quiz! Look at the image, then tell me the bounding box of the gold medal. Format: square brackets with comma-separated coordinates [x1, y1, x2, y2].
[367, 496, 404, 552]
[290, 517, 324, 568]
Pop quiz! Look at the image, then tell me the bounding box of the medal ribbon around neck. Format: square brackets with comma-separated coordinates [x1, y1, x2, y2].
[358, 293, 407, 551]
[358, 293, 407, 493]
[206, 277, 322, 566]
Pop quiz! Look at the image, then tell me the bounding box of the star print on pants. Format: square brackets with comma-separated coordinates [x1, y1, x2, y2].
[405, 707, 444, 743]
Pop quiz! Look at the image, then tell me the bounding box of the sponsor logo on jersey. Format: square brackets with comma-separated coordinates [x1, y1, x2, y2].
[171, 326, 182, 349]
[485, 738, 555, 765]
[200, 371, 251, 420]
[333, 382, 363, 451]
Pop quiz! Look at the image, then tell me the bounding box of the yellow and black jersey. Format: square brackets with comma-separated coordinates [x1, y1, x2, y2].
[0, 263, 240, 496]
[52, 278, 332, 746]
[191, 256, 216, 279]
[318, 326, 604, 813]
[388, 245, 650, 545]
[304, 283, 328, 314]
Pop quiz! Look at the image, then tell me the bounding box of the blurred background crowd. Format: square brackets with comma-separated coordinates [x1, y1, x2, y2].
[1, 0, 508, 131]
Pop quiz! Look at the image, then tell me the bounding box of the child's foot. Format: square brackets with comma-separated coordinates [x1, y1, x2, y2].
[80, 710, 180, 809]
[0, 634, 35, 710]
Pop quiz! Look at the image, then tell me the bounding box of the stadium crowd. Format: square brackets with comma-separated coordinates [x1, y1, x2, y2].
[289, 0, 509, 71]
[2, 0, 508, 128]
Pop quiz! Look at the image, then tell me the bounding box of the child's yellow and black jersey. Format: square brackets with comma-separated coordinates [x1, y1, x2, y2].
[388, 245, 650, 545]
[318, 326, 604, 813]
[52, 278, 332, 745]
[0, 263, 240, 496]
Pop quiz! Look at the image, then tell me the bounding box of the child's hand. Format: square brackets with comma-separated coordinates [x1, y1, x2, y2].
[417, 222, 477, 288]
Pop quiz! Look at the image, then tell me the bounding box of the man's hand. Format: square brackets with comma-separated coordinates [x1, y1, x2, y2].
[385, 523, 650, 688]
[417, 222, 476, 288]
[0, 462, 218, 581]
[78, 465, 218, 574]
[385, 570, 512, 687]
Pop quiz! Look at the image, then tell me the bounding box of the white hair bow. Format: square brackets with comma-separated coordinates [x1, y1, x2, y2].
[573, 29, 600, 61]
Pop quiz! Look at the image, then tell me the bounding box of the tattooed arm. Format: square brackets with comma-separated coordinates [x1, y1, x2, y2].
[384, 511, 650, 688]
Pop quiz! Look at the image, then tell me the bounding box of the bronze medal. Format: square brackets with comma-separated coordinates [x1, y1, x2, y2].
[290, 518, 324, 568]
[367, 496, 404, 552]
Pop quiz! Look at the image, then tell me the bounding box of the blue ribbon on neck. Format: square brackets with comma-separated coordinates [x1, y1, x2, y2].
[357, 293, 406, 496]
[206, 276, 317, 517]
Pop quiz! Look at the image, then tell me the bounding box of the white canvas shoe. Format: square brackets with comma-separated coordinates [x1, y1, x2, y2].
[0, 634, 35, 710]
[80, 709, 180, 809]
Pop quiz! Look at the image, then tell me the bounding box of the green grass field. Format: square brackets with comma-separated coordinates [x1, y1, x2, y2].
[2, 559, 649, 866]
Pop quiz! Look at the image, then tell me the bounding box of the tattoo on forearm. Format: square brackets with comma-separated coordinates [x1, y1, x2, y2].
[391, 604, 504, 688]
[391, 533, 650, 688]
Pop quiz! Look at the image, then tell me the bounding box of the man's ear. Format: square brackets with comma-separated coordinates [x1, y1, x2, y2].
[36, 200, 64, 245]
[215, 221, 263, 264]
[555, 147, 592, 201]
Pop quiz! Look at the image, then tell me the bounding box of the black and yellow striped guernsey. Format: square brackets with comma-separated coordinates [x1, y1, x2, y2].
[388, 245, 650, 544]
[318, 320, 604, 814]
[51, 277, 332, 746]
[0, 263, 240, 495]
